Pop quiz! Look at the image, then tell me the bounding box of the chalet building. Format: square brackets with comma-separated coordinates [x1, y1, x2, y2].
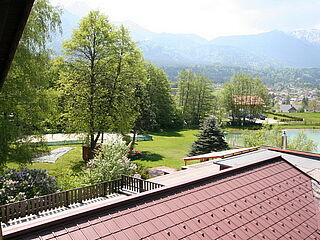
[233, 95, 265, 106]
[279, 104, 297, 113]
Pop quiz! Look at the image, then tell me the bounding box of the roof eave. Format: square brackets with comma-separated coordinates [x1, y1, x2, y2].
[0, 0, 35, 90]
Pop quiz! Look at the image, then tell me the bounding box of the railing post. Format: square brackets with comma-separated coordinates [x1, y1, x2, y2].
[64, 191, 69, 208]
[0, 222, 3, 240]
[102, 182, 107, 196]
[139, 179, 144, 193]
[120, 175, 124, 191]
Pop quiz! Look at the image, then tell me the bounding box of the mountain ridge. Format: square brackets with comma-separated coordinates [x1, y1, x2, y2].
[51, 9, 320, 68]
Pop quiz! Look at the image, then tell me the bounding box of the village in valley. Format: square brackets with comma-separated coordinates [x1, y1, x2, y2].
[269, 85, 320, 113]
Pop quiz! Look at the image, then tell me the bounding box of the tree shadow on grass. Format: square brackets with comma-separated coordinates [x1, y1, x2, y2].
[71, 160, 86, 172]
[138, 151, 164, 162]
[150, 131, 182, 137]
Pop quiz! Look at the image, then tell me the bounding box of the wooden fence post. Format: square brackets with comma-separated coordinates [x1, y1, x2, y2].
[120, 175, 124, 190]
[0, 222, 3, 240]
[64, 191, 69, 208]
[103, 182, 107, 196]
[139, 179, 144, 193]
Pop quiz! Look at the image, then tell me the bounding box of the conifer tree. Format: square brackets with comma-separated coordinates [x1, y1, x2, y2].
[189, 116, 229, 156]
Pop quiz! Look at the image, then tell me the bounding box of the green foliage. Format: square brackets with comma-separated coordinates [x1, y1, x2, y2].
[243, 128, 282, 148]
[161, 65, 320, 88]
[177, 69, 214, 127]
[189, 116, 229, 156]
[0, 168, 58, 205]
[243, 128, 317, 152]
[137, 63, 182, 131]
[288, 132, 317, 152]
[135, 163, 150, 179]
[60, 11, 145, 149]
[55, 169, 82, 190]
[0, 0, 61, 167]
[82, 135, 137, 184]
[221, 73, 268, 125]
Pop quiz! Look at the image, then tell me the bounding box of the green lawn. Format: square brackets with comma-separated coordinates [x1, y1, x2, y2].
[6, 145, 85, 178]
[5, 129, 199, 178]
[267, 112, 320, 129]
[133, 129, 199, 169]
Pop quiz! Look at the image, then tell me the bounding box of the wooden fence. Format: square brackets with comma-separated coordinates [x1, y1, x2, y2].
[0, 175, 163, 223]
[121, 175, 163, 193]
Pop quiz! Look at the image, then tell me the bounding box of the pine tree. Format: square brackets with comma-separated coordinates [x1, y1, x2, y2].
[189, 116, 229, 156]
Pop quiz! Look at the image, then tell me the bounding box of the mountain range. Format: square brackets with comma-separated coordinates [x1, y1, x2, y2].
[51, 10, 320, 68]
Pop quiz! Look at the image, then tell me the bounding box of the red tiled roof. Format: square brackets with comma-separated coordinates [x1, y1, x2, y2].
[4, 156, 320, 239]
[233, 95, 265, 105]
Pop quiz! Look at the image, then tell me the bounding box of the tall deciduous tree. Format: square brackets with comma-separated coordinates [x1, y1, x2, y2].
[0, 0, 61, 168]
[221, 73, 268, 125]
[177, 69, 214, 127]
[60, 11, 145, 151]
[144, 63, 180, 130]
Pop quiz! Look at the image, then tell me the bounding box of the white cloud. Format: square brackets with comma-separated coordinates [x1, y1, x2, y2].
[50, 0, 320, 39]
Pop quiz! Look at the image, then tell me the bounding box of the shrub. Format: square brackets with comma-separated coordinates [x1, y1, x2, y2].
[83, 134, 137, 184]
[55, 169, 82, 190]
[0, 168, 58, 205]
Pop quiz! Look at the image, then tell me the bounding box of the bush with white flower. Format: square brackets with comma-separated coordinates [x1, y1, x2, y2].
[83, 134, 137, 184]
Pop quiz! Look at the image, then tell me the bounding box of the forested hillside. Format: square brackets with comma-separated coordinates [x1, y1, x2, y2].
[161, 65, 320, 88]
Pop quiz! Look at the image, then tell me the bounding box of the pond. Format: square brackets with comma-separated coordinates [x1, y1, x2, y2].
[225, 133, 245, 148]
[225, 129, 320, 153]
[285, 129, 320, 153]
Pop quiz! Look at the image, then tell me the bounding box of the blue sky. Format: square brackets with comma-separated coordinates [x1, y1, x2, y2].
[51, 0, 320, 39]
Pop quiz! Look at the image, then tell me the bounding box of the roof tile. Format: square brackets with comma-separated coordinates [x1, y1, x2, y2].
[67, 228, 88, 240]
[56, 234, 73, 240]
[80, 225, 100, 239]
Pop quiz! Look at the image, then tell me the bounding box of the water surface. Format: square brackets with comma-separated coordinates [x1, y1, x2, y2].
[226, 129, 320, 153]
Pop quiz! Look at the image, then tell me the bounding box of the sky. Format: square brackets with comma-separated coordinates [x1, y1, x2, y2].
[50, 0, 320, 40]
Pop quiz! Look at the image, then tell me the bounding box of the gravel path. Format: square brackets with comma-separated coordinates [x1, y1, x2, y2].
[32, 147, 76, 163]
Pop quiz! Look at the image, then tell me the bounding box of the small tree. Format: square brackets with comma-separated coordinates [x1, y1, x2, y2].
[83, 134, 137, 184]
[189, 116, 229, 156]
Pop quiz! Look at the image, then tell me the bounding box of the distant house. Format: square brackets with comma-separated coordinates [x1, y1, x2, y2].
[233, 95, 265, 106]
[292, 103, 303, 112]
[279, 104, 297, 113]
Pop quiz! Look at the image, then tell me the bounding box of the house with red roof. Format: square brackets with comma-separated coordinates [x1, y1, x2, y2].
[233, 95, 265, 106]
